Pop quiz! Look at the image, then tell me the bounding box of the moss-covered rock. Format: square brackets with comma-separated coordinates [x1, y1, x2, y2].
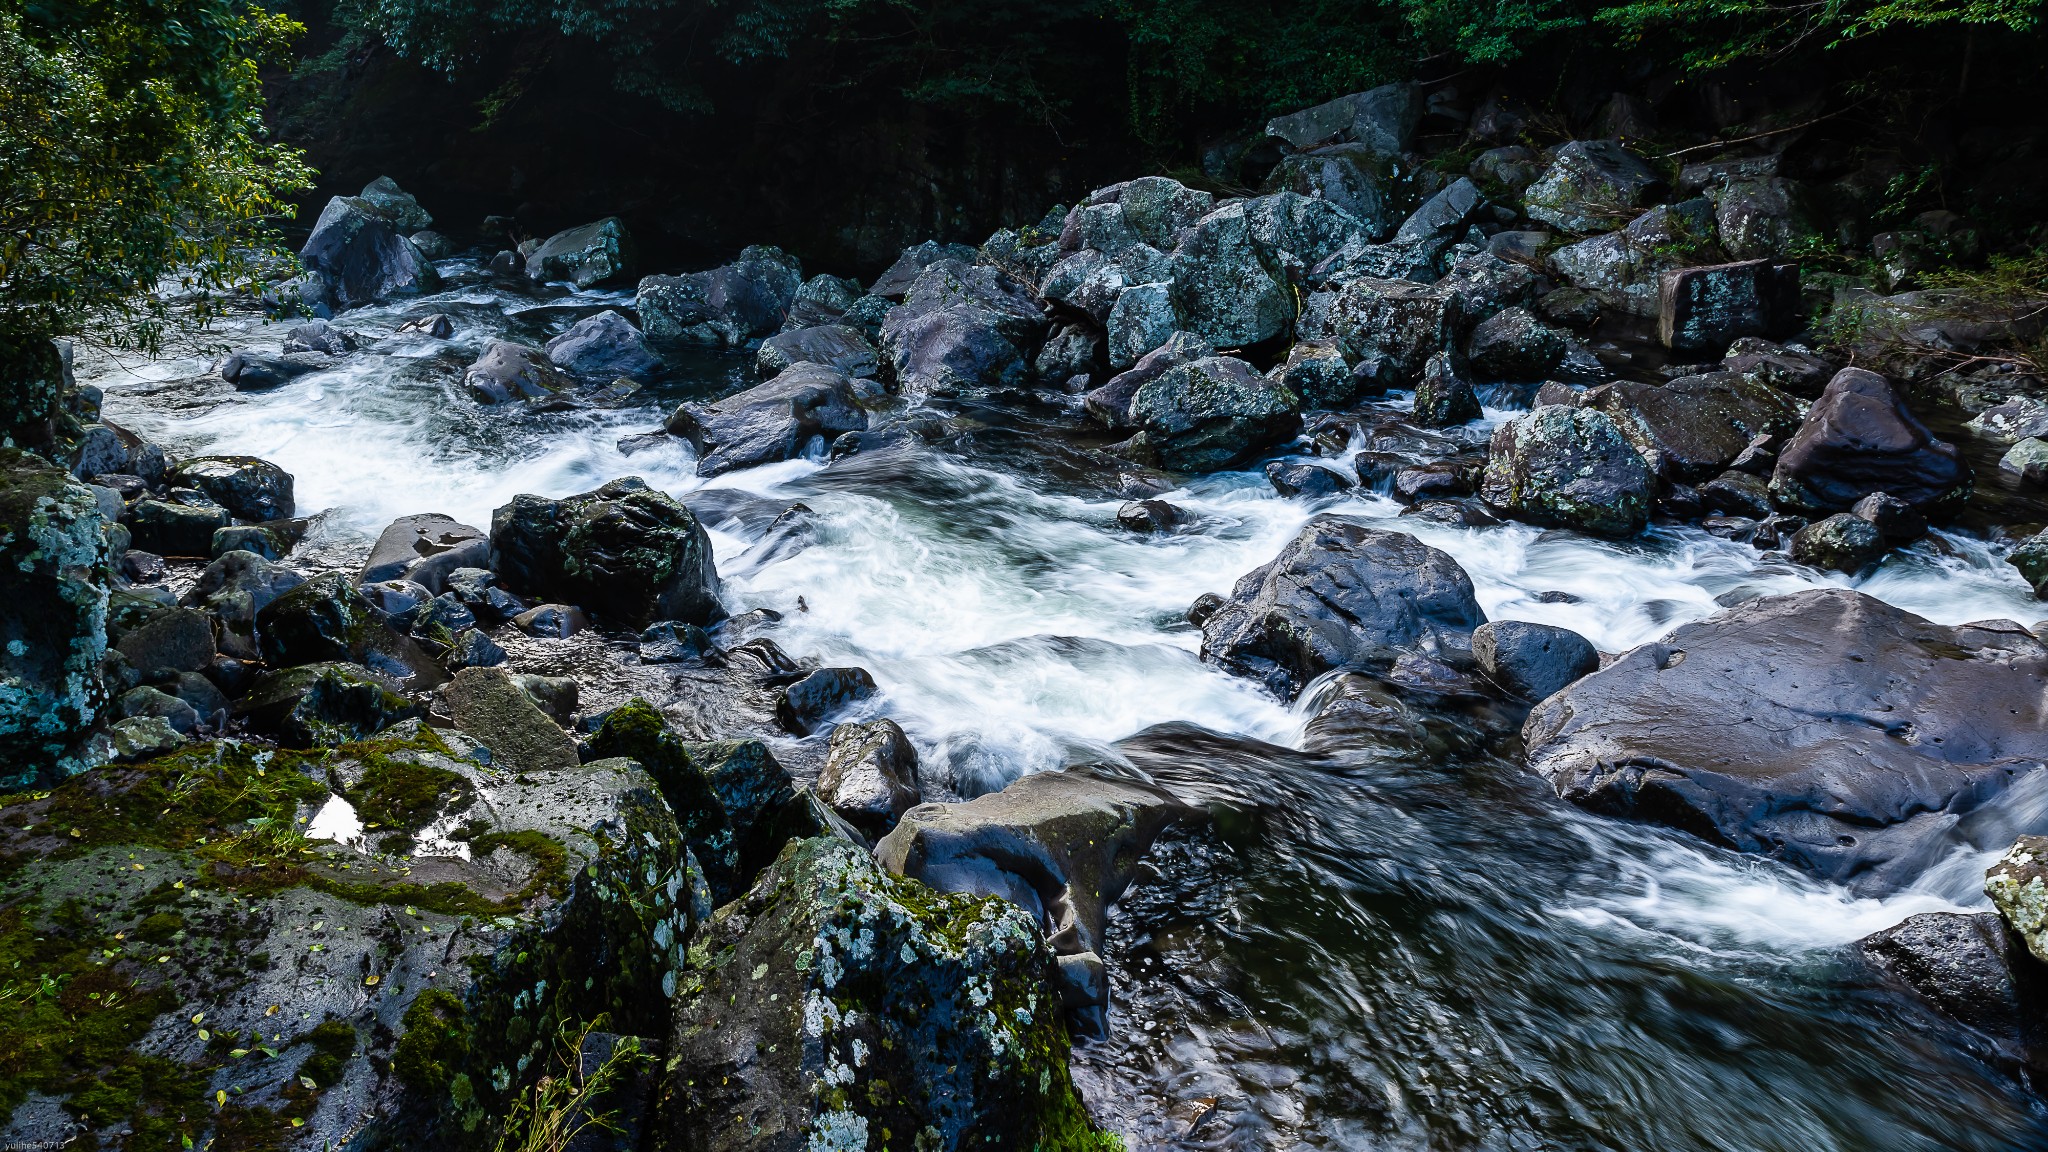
[653, 837, 1119, 1152]
[0, 730, 697, 1151]
[1479, 405, 1654, 539]
[488, 478, 724, 629]
[0, 447, 110, 790]
[1986, 836, 2048, 965]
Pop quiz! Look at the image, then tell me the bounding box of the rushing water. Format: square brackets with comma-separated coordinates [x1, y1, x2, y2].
[87, 265, 2048, 1149]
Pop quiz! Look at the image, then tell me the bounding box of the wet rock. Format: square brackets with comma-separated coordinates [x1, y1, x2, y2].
[1481, 405, 1654, 538]
[1700, 470, 1774, 518]
[755, 324, 879, 380]
[1581, 372, 1803, 484]
[254, 571, 444, 686]
[638, 245, 803, 349]
[1523, 140, 1668, 233]
[1083, 331, 1212, 428]
[127, 498, 230, 557]
[1790, 513, 1888, 574]
[1473, 620, 1599, 702]
[1115, 499, 1182, 533]
[880, 258, 1046, 395]
[1858, 910, 2048, 1082]
[1524, 589, 2048, 895]
[441, 665, 579, 773]
[1658, 259, 1801, 354]
[666, 363, 870, 477]
[1266, 460, 1352, 497]
[490, 477, 724, 628]
[655, 836, 1108, 1152]
[818, 717, 922, 837]
[1465, 307, 1597, 382]
[2000, 438, 2048, 485]
[1411, 352, 1481, 427]
[299, 195, 441, 311]
[1169, 202, 1291, 348]
[1126, 354, 1302, 472]
[396, 312, 456, 339]
[359, 513, 489, 589]
[2007, 530, 2048, 598]
[515, 603, 594, 637]
[464, 340, 566, 403]
[546, 310, 661, 381]
[282, 319, 357, 356]
[211, 522, 290, 560]
[1320, 277, 1456, 387]
[167, 455, 295, 521]
[358, 174, 433, 231]
[114, 606, 214, 675]
[1851, 491, 1928, 543]
[1770, 368, 1971, 515]
[776, 666, 878, 735]
[869, 239, 980, 298]
[527, 217, 634, 287]
[1272, 340, 1354, 409]
[235, 661, 422, 746]
[1535, 286, 1604, 328]
[1721, 337, 1837, 398]
[409, 230, 453, 259]
[1548, 200, 1717, 317]
[1199, 515, 1485, 698]
[1265, 82, 1420, 155]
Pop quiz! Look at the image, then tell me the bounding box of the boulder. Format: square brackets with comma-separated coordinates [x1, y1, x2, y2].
[0, 449, 109, 788]
[1582, 372, 1804, 483]
[637, 245, 803, 348]
[1436, 251, 1541, 325]
[212, 522, 292, 561]
[1790, 513, 1888, 573]
[1266, 460, 1352, 497]
[1090, 176, 1217, 250]
[1394, 177, 1488, 250]
[1988, 838, 2048, 965]
[1700, 470, 1774, 518]
[1105, 281, 1178, 370]
[1713, 177, 1812, 260]
[1243, 192, 1365, 274]
[782, 272, 865, 330]
[515, 603, 592, 637]
[464, 340, 566, 403]
[1966, 397, 2048, 445]
[1033, 323, 1101, 386]
[2008, 530, 2048, 599]
[166, 455, 294, 521]
[877, 764, 1191, 972]
[1084, 331, 1212, 427]
[526, 217, 634, 287]
[298, 195, 441, 311]
[818, 717, 923, 836]
[1411, 351, 1480, 427]
[1658, 259, 1801, 353]
[1770, 368, 1971, 515]
[776, 666, 878, 735]
[217, 348, 329, 391]
[1523, 140, 1668, 233]
[1480, 405, 1655, 538]
[127, 498, 230, 557]
[1265, 145, 1416, 238]
[234, 661, 423, 747]
[1851, 491, 1928, 543]
[2000, 438, 2048, 485]
[440, 665, 579, 773]
[1465, 307, 1599, 382]
[1272, 340, 1355, 409]
[181, 549, 304, 655]
[755, 324, 879, 379]
[1265, 82, 1420, 155]
[359, 513, 489, 589]
[282, 319, 357, 356]
[1720, 336, 1838, 398]
[1524, 589, 2048, 894]
[396, 312, 455, 339]
[1320, 277, 1457, 387]
[654, 837, 1109, 1152]
[490, 477, 724, 628]
[1115, 499, 1183, 533]
[879, 259, 1046, 395]
[1168, 203, 1291, 348]
[1126, 354, 1302, 472]
[1547, 200, 1717, 317]
[116, 684, 197, 733]
[1473, 620, 1599, 701]
[255, 571, 444, 686]
[358, 174, 432, 231]
[1198, 515, 1485, 697]
[545, 310, 661, 381]
[666, 363, 870, 477]
[1858, 910, 2048, 1081]
[868, 239, 980, 299]
[113, 606, 214, 675]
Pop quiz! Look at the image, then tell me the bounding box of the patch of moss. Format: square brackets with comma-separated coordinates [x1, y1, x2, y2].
[469, 829, 571, 902]
[351, 751, 474, 833]
[587, 697, 739, 897]
[393, 987, 471, 1097]
[296, 1018, 357, 1087]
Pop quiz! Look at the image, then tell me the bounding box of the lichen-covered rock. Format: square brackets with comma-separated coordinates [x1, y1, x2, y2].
[818, 718, 922, 837]
[755, 324, 880, 380]
[1712, 177, 1812, 260]
[0, 730, 695, 1152]
[128, 498, 230, 557]
[2009, 530, 2048, 599]
[167, 456, 295, 522]
[638, 245, 803, 349]
[1523, 140, 1668, 233]
[1547, 201, 1717, 317]
[869, 240, 980, 299]
[1480, 406, 1654, 539]
[2000, 437, 2048, 485]
[1271, 341, 1354, 409]
[1168, 202, 1292, 349]
[1582, 372, 1803, 483]
[359, 175, 433, 231]
[652, 837, 1114, 1152]
[1265, 145, 1418, 238]
[489, 477, 724, 629]
[1126, 355, 1302, 473]
[1410, 352, 1480, 427]
[1264, 82, 1419, 156]
[1319, 277, 1457, 387]
[0, 448, 109, 789]
[1790, 513, 1888, 574]
[182, 549, 305, 657]
[1988, 837, 2048, 965]
[526, 217, 634, 288]
[1658, 259, 1801, 354]
[665, 363, 871, 477]
[1198, 515, 1485, 698]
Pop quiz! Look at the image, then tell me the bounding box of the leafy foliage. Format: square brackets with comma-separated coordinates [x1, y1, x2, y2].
[1598, 0, 2043, 68]
[0, 0, 313, 364]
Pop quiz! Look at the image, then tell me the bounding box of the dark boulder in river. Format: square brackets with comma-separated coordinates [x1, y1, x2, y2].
[1770, 367, 1971, 515]
[298, 194, 440, 311]
[1857, 911, 2048, 1087]
[489, 477, 724, 628]
[666, 362, 872, 477]
[1199, 515, 1486, 698]
[1524, 589, 2048, 895]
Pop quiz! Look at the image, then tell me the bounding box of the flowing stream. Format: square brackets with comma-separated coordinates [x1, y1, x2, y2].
[86, 263, 2048, 1149]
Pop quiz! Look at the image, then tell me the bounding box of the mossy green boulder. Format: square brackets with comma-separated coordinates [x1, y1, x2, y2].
[0, 447, 111, 790]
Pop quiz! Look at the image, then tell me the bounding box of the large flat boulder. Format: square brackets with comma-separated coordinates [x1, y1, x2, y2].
[1582, 372, 1804, 483]
[1524, 589, 2048, 895]
[1199, 515, 1485, 698]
